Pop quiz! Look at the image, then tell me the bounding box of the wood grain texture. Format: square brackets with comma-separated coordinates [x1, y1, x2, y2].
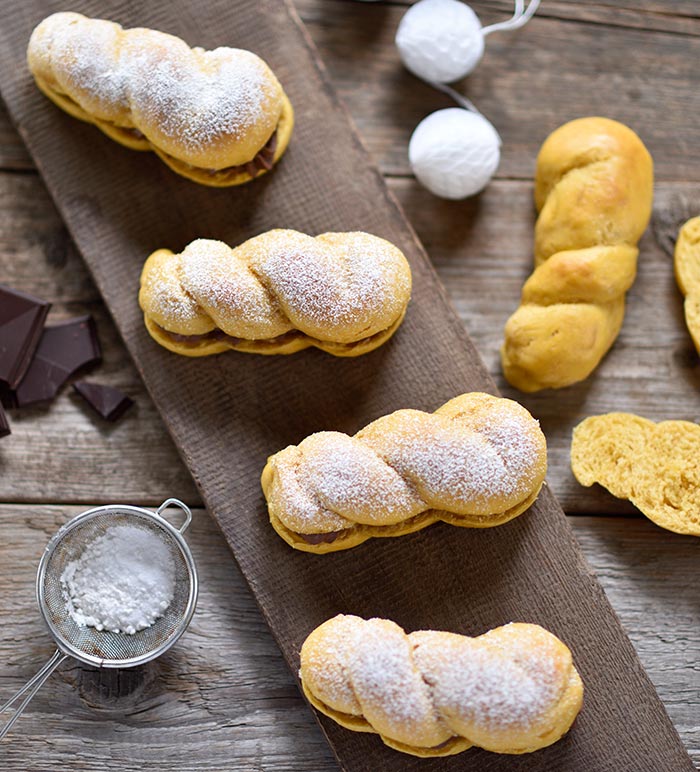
[0, 506, 697, 770]
[3, 1, 700, 178]
[2, 169, 699, 515]
[0, 1, 694, 770]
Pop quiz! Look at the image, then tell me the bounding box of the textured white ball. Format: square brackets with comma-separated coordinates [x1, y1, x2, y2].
[396, 0, 484, 83]
[409, 108, 501, 199]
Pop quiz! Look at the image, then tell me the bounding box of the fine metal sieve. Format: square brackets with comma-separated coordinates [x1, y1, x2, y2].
[0, 498, 198, 740]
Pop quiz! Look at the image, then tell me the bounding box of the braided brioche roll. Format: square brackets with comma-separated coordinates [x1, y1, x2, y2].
[27, 12, 293, 187]
[501, 117, 653, 392]
[300, 615, 583, 757]
[139, 231, 412, 357]
[262, 392, 546, 552]
[674, 216, 700, 354]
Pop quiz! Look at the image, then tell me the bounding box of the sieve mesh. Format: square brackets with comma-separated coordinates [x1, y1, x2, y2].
[38, 506, 197, 668]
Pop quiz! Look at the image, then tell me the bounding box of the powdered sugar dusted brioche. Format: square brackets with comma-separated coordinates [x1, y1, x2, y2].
[261, 392, 547, 552]
[139, 230, 412, 358]
[300, 615, 583, 757]
[27, 12, 293, 186]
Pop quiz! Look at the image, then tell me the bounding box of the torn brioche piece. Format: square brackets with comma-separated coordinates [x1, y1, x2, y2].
[300, 615, 583, 757]
[571, 412, 700, 536]
[139, 230, 412, 358]
[261, 392, 547, 552]
[674, 216, 700, 354]
[27, 12, 293, 186]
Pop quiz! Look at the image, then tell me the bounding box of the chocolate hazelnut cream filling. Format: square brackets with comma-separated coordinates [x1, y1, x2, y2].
[286, 513, 432, 546]
[164, 130, 279, 178]
[112, 125, 278, 177]
[154, 320, 393, 355]
[44, 87, 279, 177]
[284, 492, 539, 546]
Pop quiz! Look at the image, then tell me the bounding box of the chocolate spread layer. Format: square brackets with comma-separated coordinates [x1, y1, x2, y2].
[162, 327, 298, 349]
[111, 124, 277, 175]
[298, 530, 348, 545]
[226, 130, 277, 178]
[52, 87, 278, 177]
[155, 322, 389, 352]
[156, 129, 278, 177]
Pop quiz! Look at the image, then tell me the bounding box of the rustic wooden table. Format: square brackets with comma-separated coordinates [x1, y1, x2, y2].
[0, 1, 698, 769]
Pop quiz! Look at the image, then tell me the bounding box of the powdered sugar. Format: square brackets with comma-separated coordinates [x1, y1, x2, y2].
[301, 616, 576, 749]
[413, 625, 563, 733]
[347, 619, 445, 744]
[370, 408, 543, 515]
[140, 231, 412, 343]
[180, 239, 288, 339]
[44, 15, 128, 119]
[268, 444, 354, 534]
[270, 395, 545, 534]
[126, 45, 271, 151]
[253, 231, 411, 337]
[60, 524, 176, 635]
[29, 13, 278, 160]
[298, 433, 423, 526]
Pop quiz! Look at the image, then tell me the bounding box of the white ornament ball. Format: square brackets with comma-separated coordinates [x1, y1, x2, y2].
[396, 0, 485, 83]
[408, 108, 501, 199]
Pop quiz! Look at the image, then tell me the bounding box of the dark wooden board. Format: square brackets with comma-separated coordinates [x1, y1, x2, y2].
[0, 1, 693, 769]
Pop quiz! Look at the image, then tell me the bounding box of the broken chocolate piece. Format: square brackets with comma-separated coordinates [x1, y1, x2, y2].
[0, 402, 10, 438]
[13, 315, 101, 407]
[73, 381, 133, 422]
[0, 285, 51, 388]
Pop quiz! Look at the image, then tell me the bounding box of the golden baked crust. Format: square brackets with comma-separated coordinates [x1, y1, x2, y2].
[674, 216, 700, 354]
[139, 230, 412, 358]
[27, 12, 293, 186]
[300, 615, 583, 757]
[261, 392, 547, 552]
[501, 117, 653, 392]
[571, 412, 700, 536]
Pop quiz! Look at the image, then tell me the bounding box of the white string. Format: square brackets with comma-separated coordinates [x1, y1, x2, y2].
[411, 0, 539, 146]
[425, 81, 503, 146]
[427, 80, 481, 114]
[482, 0, 541, 36]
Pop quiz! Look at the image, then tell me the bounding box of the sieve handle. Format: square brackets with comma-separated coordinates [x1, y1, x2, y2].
[0, 649, 68, 741]
[156, 498, 192, 534]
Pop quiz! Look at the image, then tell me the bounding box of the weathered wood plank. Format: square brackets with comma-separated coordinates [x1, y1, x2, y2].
[2, 1, 692, 768]
[369, 0, 700, 18]
[0, 505, 697, 770]
[2, 2, 700, 178]
[1, 171, 698, 516]
[379, 0, 700, 33]
[0, 504, 337, 771]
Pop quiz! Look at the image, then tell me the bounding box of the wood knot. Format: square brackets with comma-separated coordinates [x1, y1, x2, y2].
[69, 661, 161, 710]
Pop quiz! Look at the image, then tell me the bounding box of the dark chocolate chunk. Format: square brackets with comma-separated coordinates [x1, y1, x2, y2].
[13, 315, 101, 407]
[0, 401, 10, 438]
[0, 285, 51, 388]
[73, 381, 133, 422]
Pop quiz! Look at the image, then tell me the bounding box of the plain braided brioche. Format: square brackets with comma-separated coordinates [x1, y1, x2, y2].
[139, 230, 412, 358]
[501, 117, 653, 392]
[27, 12, 293, 186]
[300, 615, 583, 757]
[674, 216, 700, 354]
[261, 392, 546, 552]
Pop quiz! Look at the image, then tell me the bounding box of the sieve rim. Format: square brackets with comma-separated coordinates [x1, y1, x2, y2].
[35, 503, 199, 669]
